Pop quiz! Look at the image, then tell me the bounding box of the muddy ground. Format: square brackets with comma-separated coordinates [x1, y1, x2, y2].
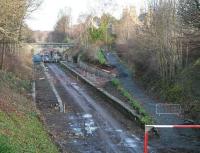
[35, 63, 146, 153]
[34, 63, 199, 153]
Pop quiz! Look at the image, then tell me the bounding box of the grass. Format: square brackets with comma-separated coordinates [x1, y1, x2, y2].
[0, 135, 13, 153]
[0, 71, 59, 153]
[0, 111, 59, 153]
[111, 78, 153, 125]
[0, 46, 59, 153]
[0, 71, 31, 93]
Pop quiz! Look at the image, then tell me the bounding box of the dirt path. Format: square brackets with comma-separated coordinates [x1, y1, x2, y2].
[35, 63, 154, 153]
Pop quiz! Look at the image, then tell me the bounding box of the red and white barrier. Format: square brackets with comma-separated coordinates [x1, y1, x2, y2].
[144, 125, 200, 153]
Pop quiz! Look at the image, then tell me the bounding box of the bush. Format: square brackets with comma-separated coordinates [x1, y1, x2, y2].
[97, 49, 106, 65]
[141, 115, 153, 125]
[165, 84, 184, 103]
[111, 78, 120, 86]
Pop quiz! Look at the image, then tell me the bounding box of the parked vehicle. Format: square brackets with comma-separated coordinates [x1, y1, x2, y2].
[43, 54, 50, 63]
[33, 54, 42, 63]
[41, 51, 62, 63]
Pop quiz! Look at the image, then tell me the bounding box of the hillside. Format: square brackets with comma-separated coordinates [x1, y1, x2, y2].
[0, 46, 59, 153]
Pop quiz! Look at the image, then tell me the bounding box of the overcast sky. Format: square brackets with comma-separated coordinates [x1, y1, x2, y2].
[26, 0, 145, 31]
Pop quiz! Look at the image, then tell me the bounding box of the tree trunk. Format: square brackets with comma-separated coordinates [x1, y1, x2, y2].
[0, 40, 5, 70]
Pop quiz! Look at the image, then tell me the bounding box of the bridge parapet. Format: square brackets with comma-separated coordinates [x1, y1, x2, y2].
[27, 42, 75, 47]
[26, 42, 75, 54]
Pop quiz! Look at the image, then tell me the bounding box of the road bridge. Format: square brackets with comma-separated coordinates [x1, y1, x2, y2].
[26, 42, 76, 54]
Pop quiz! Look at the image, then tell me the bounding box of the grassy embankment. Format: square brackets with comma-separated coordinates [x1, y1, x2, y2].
[111, 79, 153, 125]
[118, 53, 200, 121]
[0, 45, 59, 153]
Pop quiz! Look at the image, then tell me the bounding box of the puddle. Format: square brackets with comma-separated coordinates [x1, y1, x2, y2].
[68, 113, 98, 137]
[115, 129, 123, 133]
[123, 138, 137, 148]
[65, 113, 144, 152]
[84, 119, 98, 135]
[131, 135, 141, 141]
[83, 114, 92, 118]
[71, 83, 80, 91]
[73, 127, 84, 136]
[85, 126, 98, 135]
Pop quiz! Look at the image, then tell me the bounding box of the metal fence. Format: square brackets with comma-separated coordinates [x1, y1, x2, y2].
[156, 103, 182, 116]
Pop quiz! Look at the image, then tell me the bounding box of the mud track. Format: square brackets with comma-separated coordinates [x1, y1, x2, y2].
[35, 63, 151, 153]
[35, 63, 199, 153]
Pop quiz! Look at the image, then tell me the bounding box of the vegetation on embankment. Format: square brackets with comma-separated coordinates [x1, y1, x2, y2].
[0, 47, 59, 153]
[111, 79, 153, 125]
[0, 1, 59, 151]
[112, 0, 200, 121]
[79, 45, 107, 66]
[132, 57, 200, 121]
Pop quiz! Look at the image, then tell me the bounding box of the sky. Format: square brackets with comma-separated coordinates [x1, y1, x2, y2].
[26, 0, 145, 31]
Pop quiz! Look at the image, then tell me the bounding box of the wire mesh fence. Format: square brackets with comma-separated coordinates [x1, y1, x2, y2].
[156, 103, 182, 116]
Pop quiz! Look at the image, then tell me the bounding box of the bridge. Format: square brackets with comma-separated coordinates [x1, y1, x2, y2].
[28, 42, 75, 48]
[27, 42, 76, 54]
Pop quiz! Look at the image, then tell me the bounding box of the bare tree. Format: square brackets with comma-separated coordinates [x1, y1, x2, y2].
[178, 0, 200, 29]
[0, 0, 41, 69]
[47, 8, 71, 43]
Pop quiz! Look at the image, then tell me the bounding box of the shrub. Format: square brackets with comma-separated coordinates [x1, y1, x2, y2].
[111, 78, 120, 86]
[97, 49, 106, 65]
[141, 115, 153, 125]
[166, 84, 184, 103]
